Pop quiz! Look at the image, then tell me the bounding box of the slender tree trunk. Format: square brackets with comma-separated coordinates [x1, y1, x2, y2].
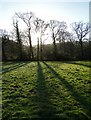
[53, 33, 57, 60]
[16, 26, 22, 60]
[40, 37, 43, 61]
[37, 37, 39, 61]
[28, 28, 34, 60]
[16, 22, 23, 60]
[79, 39, 84, 60]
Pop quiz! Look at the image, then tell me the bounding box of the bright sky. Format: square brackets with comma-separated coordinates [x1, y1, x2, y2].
[0, 0, 90, 45]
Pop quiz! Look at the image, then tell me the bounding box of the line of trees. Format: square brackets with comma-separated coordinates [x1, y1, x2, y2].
[1, 11, 91, 61]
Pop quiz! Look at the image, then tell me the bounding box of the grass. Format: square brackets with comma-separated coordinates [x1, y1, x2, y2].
[2, 61, 91, 120]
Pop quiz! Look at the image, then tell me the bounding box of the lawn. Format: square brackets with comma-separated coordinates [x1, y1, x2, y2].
[2, 61, 91, 120]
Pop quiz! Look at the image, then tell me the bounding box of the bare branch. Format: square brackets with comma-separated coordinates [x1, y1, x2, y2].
[72, 21, 91, 41]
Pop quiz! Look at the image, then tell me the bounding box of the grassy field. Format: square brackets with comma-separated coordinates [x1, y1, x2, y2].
[2, 61, 91, 120]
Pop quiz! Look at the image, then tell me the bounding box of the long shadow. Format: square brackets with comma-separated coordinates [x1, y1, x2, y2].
[2, 61, 19, 65]
[43, 62, 91, 119]
[2, 62, 30, 74]
[2, 62, 21, 70]
[34, 62, 59, 120]
[64, 61, 91, 68]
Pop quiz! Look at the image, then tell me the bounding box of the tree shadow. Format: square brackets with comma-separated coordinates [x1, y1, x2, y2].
[2, 61, 18, 65]
[33, 62, 59, 120]
[2, 62, 30, 74]
[64, 61, 91, 68]
[43, 62, 91, 119]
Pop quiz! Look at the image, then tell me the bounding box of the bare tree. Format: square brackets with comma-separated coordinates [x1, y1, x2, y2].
[34, 17, 40, 61]
[16, 12, 35, 60]
[39, 20, 49, 61]
[49, 20, 67, 60]
[72, 21, 91, 59]
[13, 18, 23, 60]
[34, 18, 49, 60]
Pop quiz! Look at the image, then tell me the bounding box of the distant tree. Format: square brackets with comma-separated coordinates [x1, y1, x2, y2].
[13, 19, 23, 60]
[49, 20, 67, 60]
[71, 21, 91, 59]
[0, 29, 9, 60]
[58, 31, 74, 43]
[58, 31, 75, 59]
[16, 12, 35, 60]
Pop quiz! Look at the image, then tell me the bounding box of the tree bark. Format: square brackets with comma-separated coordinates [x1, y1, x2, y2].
[28, 28, 34, 60]
[40, 37, 43, 61]
[53, 33, 57, 60]
[16, 23, 23, 60]
[79, 39, 84, 60]
[37, 37, 39, 61]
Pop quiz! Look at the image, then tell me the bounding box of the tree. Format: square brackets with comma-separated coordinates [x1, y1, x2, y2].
[16, 12, 35, 60]
[0, 29, 9, 60]
[39, 20, 49, 61]
[49, 20, 67, 60]
[34, 17, 41, 61]
[34, 18, 49, 60]
[13, 19, 23, 60]
[57, 31, 73, 43]
[57, 31, 75, 59]
[37, 37, 39, 61]
[71, 21, 91, 59]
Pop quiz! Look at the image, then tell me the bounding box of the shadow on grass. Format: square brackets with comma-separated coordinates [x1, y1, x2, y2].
[33, 62, 59, 120]
[2, 61, 19, 65]
[2, 62, 30, 74]
[43, 62, 91, 119]
[64, 61, 91, 68]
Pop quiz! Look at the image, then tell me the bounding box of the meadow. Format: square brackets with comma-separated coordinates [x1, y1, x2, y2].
[2, 61, 91, 120]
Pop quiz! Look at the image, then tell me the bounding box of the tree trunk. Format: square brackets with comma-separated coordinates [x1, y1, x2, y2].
[37, 37, 39, 61]
[16, 22, 23, 60]
[40, 37, 43, 61]
[79, 39, 84, 60]
[53, 33, 57, 60]
[28, 28, 34, 60]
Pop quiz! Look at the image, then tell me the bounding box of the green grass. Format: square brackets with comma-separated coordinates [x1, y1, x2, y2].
[2, 61, 91, 120]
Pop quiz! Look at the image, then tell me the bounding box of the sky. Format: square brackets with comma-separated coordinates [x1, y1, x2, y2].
[0, 0, 90, 44]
